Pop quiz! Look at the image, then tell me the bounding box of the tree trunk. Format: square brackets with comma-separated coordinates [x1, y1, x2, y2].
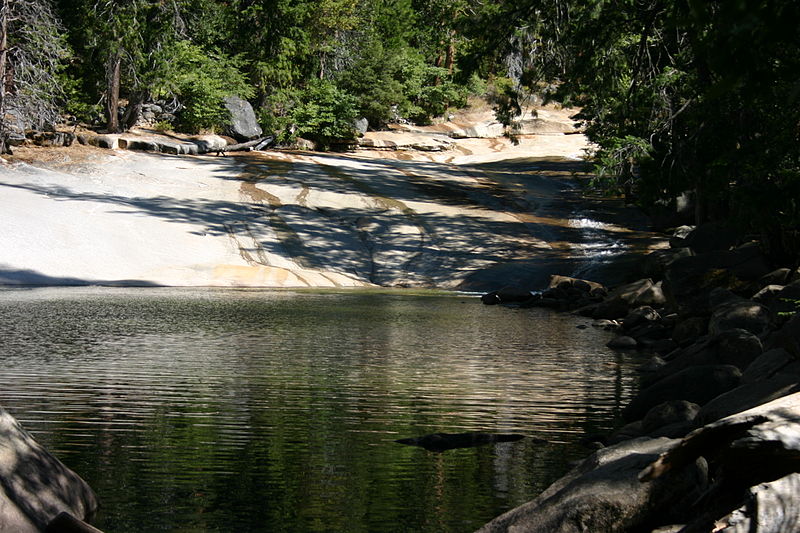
[122, 91, 146, 130]
[105, 53, 122, 133]
[0, 0, 9, 154]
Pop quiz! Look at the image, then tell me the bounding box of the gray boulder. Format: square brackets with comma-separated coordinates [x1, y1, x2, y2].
[709, 298, 771, 337]
[640, 393, 800, 531]
[718, 473, 800, 533]
[607, 335, 638, 349]
[643, 330, 760, 386]
[683, 222, 739, 253]
[694, 373, 800, 426]
[642, 400, 700, 434]
[475, 437, 706, 533]
[767, 313, 800, 357]
[353, 117, 369, 136]
[223, 96, 263, 140]
[623, 365, 741, 421]
[594, 279, 659, 320]
[0, 408, 98, 531]
[742, 348, 799, 383]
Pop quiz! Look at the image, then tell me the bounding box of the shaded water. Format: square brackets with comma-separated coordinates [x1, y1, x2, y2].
[0, 288, 640, 532]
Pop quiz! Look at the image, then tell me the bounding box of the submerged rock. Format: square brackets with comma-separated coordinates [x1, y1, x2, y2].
[395, 432, 525, 453]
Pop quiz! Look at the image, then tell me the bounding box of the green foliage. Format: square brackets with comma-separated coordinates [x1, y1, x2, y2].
[285, 81, 358, 148]
[463, 0, 800, 262]
[153, 40, 253, 133]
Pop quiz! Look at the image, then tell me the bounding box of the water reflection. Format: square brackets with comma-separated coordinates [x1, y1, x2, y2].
[0, 287, 639, 532]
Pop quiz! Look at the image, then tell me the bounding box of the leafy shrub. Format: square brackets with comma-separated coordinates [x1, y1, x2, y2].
[284, 81, 358, 149]
[151, 40, 253, 133]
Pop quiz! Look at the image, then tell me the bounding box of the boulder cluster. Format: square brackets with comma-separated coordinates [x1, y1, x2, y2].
[479, 222, 800, 533]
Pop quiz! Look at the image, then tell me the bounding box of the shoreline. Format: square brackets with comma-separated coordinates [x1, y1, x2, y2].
[477, 224, 800, 532]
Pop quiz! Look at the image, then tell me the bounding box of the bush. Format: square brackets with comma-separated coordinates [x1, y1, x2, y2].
[284, 81, 358, 149]
[151, 40, 253, 133]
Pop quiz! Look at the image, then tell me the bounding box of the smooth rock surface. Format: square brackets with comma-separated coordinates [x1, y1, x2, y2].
[0, 408, 98, 532]
[475, 437, 706, 533]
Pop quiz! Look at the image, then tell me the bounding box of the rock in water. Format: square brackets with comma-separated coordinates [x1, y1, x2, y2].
[223, 96, 262, 140]
[395, 432, 525, 452]
[475, 437, 707, 533]
[0, 407, 98, 531]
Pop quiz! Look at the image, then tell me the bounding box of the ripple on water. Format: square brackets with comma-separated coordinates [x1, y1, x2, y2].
[0, 287, 640, 532]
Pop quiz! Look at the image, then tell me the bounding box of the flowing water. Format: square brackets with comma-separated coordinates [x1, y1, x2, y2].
[0, 287, 641, 532]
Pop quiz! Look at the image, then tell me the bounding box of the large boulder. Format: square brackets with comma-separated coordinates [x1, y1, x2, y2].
[694, 374, 800, 426]
[623, 365, 741, 421]
[640, 393, 800, 531]
[0, 408, 98, 531]
[742, 348, 800, 383]
[683, 221, 739, 254]
[717, 474, 800, 533]
[594, 279, 661, 320]
[475, 437, 706, 533]
[643, 329, 761, 386]
[708, 298, 771, 337]
[223, 96, 263, 140]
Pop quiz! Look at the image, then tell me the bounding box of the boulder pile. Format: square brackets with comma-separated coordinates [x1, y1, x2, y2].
[479, 222, 800, 532]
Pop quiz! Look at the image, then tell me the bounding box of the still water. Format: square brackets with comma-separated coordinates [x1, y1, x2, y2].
[0, 287, 640, 532]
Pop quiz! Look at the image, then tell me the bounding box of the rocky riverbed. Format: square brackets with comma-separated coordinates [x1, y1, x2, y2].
[478, 223, 800, 532]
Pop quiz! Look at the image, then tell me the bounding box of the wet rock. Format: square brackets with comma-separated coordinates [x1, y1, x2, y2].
[607, 420, 645, 444]
[592, 319, 620, 331]
[475, 437, 706, 533]
[395, 432, 525, 453]
[607, 335, 638, 349]
[623, 365, 741, 422]
[496, 285, 534, 303]
[223, 96, 262, 140]
[639, 355, 667, 373]
[644, 338, 679, 356]
[642, 400, 700, 434]
[0, 407, 98, 532]
[623, 306, 660, 331]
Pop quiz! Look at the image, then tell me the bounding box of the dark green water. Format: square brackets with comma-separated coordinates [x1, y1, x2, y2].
[0, 287, 640, 532]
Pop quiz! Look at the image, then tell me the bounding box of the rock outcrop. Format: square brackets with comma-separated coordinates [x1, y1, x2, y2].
[0, 408, 98, 532]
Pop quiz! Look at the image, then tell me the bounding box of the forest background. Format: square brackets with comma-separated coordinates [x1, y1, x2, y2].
[2, 0, 799, 263]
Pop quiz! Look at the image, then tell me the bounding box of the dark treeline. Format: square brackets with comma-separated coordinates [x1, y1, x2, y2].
[1, 0, 798, 261]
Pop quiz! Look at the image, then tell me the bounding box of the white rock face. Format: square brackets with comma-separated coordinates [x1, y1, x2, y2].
[1, 124, 594, 289]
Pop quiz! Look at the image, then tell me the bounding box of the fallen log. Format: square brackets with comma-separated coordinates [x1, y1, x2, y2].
[214, 136, 274, 155]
